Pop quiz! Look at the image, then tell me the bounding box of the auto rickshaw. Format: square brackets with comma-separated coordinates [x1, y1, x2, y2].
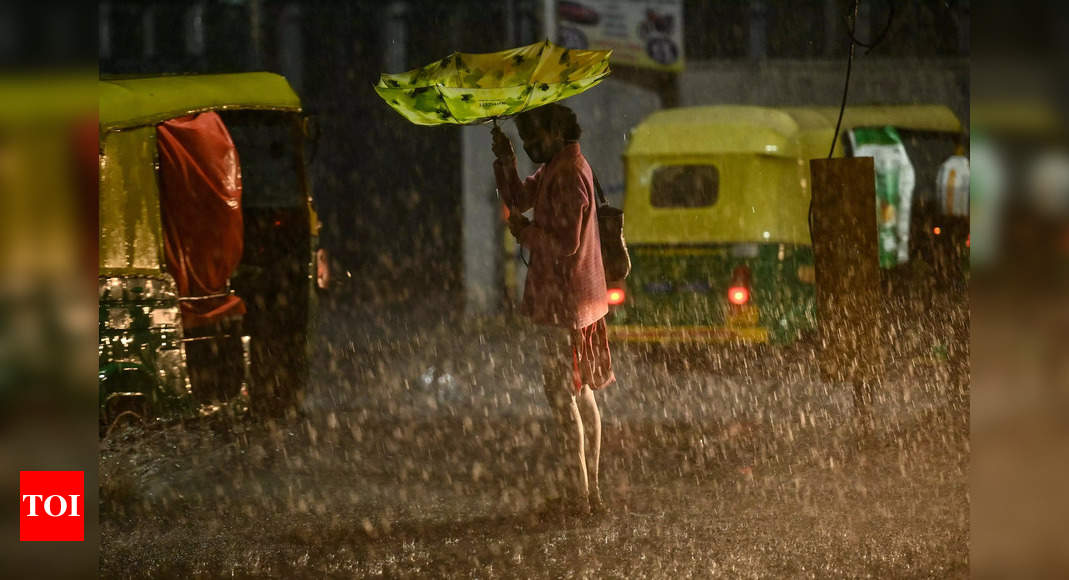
[98, 73, 321, 429]
[608, 104, 964, 344]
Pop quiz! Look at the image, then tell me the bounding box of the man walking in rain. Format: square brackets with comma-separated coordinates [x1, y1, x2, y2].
[491, 104, 615, 516]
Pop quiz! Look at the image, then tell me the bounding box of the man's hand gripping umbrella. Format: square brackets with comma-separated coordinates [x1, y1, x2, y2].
[490, 118, 530, 239]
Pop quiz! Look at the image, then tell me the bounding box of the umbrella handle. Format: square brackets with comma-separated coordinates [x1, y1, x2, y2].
[490, 118, 517, 220]
[491, 117, 505, 218]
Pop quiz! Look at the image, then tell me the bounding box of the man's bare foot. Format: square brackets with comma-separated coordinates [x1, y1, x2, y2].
[589, 488, 606, 515]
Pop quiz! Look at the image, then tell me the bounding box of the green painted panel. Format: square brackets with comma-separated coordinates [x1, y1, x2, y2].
[613, 243, 816, 342]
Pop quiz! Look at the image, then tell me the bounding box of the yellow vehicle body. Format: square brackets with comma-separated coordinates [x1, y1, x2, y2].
[611, 104, 963, 344]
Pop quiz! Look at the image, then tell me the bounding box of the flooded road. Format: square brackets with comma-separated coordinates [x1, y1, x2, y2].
[101, 288, 968, 578]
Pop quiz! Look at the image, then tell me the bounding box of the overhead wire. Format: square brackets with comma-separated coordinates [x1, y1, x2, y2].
[827, 0, 895, 159]
[811, 0, 895, 240]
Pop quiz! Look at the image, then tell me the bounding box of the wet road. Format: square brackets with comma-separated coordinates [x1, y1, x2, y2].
[101, 290, 968, 578]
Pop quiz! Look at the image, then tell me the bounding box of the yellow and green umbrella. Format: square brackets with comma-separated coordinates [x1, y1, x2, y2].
[374, 40, 612, 126]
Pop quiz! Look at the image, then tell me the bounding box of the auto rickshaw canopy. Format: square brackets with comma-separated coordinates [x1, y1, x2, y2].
[625, 104, 963, 159]
[98, 73, 303, 276]
[625, 106, 803, 158]
[99, 72, 302, 132]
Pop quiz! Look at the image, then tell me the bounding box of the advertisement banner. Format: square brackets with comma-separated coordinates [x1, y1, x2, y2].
[849, 126, 917, 269]
[556, 0, 684, 72]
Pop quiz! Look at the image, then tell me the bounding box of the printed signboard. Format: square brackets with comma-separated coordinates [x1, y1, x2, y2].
[556, 0, 685, 72]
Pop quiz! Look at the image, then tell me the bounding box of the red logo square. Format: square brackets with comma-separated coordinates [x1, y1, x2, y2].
[19, 471, 84, 542]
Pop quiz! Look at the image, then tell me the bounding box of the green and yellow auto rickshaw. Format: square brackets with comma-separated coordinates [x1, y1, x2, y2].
[98, 73, 321, 429]
[608, 104, 963, 344]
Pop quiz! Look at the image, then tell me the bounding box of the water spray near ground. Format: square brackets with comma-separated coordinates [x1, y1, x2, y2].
[101, 279, 968, 578]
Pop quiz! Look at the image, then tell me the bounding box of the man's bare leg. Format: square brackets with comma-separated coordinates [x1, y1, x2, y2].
[543, 379, 590, 510]
[539, 327, 590, 512]
[577, 385, 602, 511]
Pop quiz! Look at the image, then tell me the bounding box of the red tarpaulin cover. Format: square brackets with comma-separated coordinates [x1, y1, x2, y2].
[157, 112, 246, 328]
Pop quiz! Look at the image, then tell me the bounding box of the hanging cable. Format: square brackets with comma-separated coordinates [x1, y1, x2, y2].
[827, 0, 860, 159]
[843, 1, 895, 54]
[827, 0, 895, 159]
[812, 0, 894, 239]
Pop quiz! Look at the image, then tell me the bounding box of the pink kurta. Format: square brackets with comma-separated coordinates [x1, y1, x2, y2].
[494, 143, 608, 329]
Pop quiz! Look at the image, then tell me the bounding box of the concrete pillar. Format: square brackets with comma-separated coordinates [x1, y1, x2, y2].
[462, 126, 504, 314]
[542, 0, 556, 42]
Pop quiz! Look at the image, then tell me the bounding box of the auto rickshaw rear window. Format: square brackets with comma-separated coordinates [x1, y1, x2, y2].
[221, 111, 303, 208]
[650, 165, 719, 208]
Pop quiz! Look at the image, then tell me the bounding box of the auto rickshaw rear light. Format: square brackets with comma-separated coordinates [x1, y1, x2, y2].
[607, 288, 626, 305]
[729, 265, 752, 305]
[728, 286, 750, 305]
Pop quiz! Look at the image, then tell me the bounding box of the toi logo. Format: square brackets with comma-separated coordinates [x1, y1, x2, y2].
[19, 471, 84, 542]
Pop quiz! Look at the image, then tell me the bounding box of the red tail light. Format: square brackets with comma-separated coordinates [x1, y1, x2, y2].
[728, 286, 750, 305]
[607, 287, 626, 305]
[933, 226, 942, 235]
[729, 265, 752, 305]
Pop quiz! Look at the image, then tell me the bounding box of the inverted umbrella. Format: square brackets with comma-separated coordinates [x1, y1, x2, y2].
[374, 40, 612, 126]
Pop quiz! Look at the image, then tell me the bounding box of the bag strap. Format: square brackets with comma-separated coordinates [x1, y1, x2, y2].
[591, 171, 608, 206]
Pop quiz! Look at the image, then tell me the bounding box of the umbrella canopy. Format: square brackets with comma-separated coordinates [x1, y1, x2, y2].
[374, 40, 612, 126]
